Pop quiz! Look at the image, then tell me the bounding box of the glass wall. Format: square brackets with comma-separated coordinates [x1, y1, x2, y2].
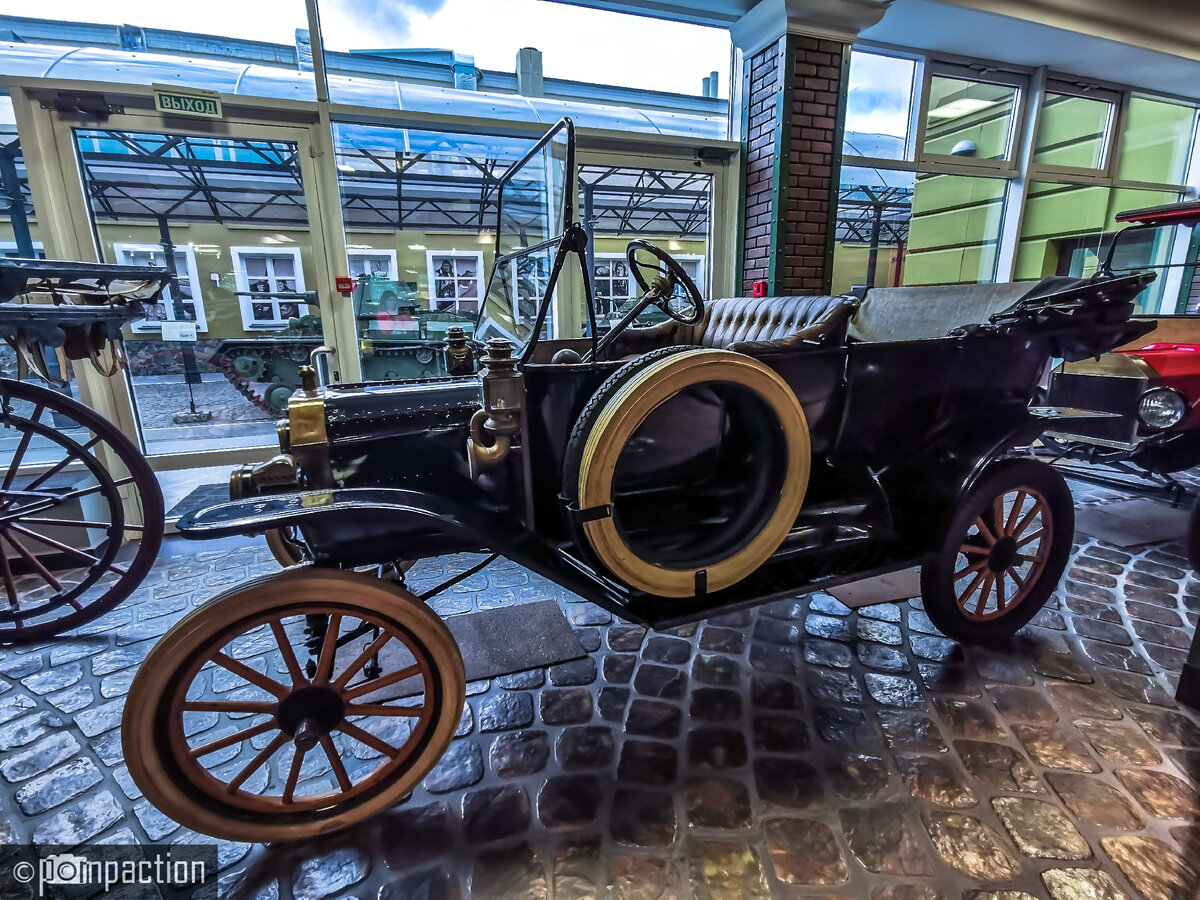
[73, 128, 328, 454]
[837, 48, 1200, 303]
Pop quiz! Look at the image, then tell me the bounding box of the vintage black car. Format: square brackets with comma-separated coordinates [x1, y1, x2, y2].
[123, 119, 1155, 843]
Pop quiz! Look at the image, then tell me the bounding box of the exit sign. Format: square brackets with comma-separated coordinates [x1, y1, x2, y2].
[153, 85, 222, 119]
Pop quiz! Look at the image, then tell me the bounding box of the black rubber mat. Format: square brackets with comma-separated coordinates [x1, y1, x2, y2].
[166, 482, 228, 521]
[1074, 498, 1190, 547]
[448, 599, 586, 681]
[371, 600, 586, 700]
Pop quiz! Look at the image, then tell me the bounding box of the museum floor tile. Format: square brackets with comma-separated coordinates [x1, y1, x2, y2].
[0, 481, 1197, 899]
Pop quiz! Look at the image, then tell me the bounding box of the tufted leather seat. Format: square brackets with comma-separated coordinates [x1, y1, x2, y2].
[613, 294, 858, 357]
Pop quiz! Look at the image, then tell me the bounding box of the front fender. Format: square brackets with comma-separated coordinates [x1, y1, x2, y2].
[178, 487, 512, 547]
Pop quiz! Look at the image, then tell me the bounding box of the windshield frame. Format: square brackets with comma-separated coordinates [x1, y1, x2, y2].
[478, 118, 598, 362]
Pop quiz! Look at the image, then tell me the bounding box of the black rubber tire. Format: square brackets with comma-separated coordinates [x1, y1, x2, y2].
[920, 459, 1073, 644]
[560, 345, 703, 505]
[1187, 493, 1200, 572]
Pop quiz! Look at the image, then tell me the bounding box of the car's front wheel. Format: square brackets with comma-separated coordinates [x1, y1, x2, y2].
[921, 459, 1073, 644]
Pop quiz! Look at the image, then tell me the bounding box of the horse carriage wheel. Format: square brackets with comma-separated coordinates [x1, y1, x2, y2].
[0, 378, 163, 642]
[122, 569, 464, 842]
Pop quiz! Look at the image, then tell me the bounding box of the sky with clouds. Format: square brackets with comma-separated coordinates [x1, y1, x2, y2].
[1, 0, 732, 96]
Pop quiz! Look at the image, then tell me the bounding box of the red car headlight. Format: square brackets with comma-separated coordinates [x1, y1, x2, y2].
[1137, 387, 1188, 430]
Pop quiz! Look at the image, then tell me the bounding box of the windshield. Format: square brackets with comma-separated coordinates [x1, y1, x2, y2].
[476, 120, 574, 351]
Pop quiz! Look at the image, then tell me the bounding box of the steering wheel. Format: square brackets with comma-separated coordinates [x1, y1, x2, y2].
[625, 239, 706, 326]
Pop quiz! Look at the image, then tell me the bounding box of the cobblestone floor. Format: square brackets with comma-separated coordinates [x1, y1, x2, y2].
[0, 478, 1198, 899]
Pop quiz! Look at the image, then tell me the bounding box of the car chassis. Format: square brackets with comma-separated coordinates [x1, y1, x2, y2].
[123, 119, 1158, 842]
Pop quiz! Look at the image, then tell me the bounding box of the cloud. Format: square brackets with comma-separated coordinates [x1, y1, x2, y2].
[846, 50, 916, 139]
[1, 0, 730, 95]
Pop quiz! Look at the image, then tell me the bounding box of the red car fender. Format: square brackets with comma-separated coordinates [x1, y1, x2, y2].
[1117, 343, 1200, 429]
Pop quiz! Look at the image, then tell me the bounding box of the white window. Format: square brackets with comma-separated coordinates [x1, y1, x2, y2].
[593, 254, 636, 312]
[348, 249, 398, 279]
[113, 243, 207, 333]
[427, 251, 482, 314]
[231, 247, 307, 329]
[0, 242, 45, 259]
[594, 253, 705, 309]
[510, 250, 555, 332]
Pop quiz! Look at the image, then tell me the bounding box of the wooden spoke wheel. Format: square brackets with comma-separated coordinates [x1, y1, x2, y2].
[0, 379, 162, 642]
[123, 569, 464, 843]
[266, 527, 308, 567]
[921, 459, 1072, 644]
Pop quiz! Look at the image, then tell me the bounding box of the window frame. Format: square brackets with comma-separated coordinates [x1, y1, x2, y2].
[1026, 80, 1121, 183]
[426, 249, 484, 315]
[914, 61, 1028, 177]
[230, 246, 308, 330]
[112, 241, 208, 333]
[0, 241, 45, 258]
[347, 248, 398, 279]
[843, 47, 925, 166]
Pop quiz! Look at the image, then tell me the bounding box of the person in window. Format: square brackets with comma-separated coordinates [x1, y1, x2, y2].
[250, 278, 271, 293]
[277, 280, 294, 293]
[436, 280, 456, 299]
[437, 259, 454, 279]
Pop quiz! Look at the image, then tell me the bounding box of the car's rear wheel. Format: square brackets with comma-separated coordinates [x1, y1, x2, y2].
[921, 459, 1073, 644]
[123, 569, 464, 842]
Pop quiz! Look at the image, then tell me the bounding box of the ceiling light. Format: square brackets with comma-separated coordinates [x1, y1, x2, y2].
[927, 98, 996, 120]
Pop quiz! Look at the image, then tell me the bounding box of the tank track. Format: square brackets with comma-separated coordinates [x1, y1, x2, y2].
[207, 347, 282, 413]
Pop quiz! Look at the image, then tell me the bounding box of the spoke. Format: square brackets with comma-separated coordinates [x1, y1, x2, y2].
[1016, 553, 1046, 566]
[320, 734, 353, 793]
[993, 496, 1005, 538]
[337, 720, 400, 758]
[212, 652, 290, 699]
[996, 573, 1007, 611]
[314, 614, 342, 685]
[188, 720, 276, 758]
[1016, 529, 1044, 549]
[226, 732, 288, 793]
[181, 700, 277, 714]
[958, 570, 987, 608]
[333, 630, 393, 689]
[1011, 502, 1042, 539]
[958, 543, 989, 557]
[17, 517, 114, 530]
[342, 663, 423, 700]
[0, 531, 62, 592]
[954, 558, 989, 580]
[974, 517, 997, 547]
[7, 523, 99, 565]
[1, 418, 38, 492]
[1004, 490, 1027, 536]
[345, 703, 426, 718]
[974, 573, 996, 615]
[269, 620, 307, 686]
[22, 435, 104, 493]
[1008, 566, 1026, 593]
[56, 475, 134, 503]
[282, 748, 305, 803]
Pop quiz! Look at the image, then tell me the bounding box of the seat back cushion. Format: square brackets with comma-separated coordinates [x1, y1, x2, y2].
[847, 282, 1038, 343]
[692, 295, 855, 350]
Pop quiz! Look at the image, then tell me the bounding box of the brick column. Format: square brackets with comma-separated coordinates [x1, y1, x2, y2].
[738, 34, 851, 296]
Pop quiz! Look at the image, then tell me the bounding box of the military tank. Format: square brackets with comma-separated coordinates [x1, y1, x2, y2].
[212, 274, 477, 412]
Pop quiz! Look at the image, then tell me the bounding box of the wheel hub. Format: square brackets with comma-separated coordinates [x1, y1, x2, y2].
[275, 685, 345, 739]
[989, 536, 1018, 571]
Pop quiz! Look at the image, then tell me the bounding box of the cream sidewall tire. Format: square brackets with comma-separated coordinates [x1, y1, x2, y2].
[577, 348, 811, 597]
[122, 569, 464, 843]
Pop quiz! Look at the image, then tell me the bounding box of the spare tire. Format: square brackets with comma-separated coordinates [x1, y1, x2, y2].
[563, 347, 811, 597]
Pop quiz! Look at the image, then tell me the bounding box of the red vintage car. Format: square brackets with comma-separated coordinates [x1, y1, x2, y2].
[1041, 200, 1200, 564]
